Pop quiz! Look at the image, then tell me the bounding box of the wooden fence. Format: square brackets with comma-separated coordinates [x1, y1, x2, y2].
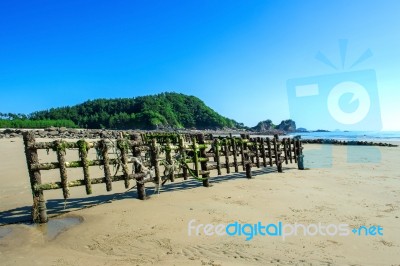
[22, 131, 303, 223]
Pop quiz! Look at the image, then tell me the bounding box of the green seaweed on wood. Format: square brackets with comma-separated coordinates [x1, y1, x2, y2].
[52, 140, 69, 154]
[77, 139, 92, 194]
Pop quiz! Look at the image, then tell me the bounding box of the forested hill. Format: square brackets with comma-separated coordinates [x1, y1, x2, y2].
[28, 93, 241, 130]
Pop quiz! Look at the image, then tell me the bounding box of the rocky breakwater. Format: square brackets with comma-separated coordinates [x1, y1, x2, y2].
[0, 128, 140, 139]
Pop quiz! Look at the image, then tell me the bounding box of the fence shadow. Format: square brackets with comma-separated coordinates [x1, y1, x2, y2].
[0, 166, 296, 225]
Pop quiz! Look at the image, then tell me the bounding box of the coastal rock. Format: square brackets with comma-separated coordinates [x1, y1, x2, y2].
[58, 127, 68, 133]
[38, 133, 47, 138]
[68, 129, 80, 134]
[277, 120, 296, 132]
[2, 129, 15, 134]
[252, 120, 275, 132]
[45, 127, 57, 132]
[48, 130, 59, 136]
[251, 119, 296, 133]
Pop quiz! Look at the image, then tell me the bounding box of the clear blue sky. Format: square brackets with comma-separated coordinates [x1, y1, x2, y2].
[1, 0, 399, 130]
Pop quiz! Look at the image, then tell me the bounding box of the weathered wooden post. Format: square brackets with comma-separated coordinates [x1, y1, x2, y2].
[192, 136, 200, 178]
[243, 140, 252, 179]
[99, 139, 112, 191]
[23, 131, 48, 223]
[273, 137, 283, 173]
[224, 138, 230, 174]
[260, 138, 267, 167]
[296, 139, 305, 170]
[246, 161, 252, 179]
[165, 138, 174, 182]
[231, 138, 239, 172]
[151, 138, 161, 190]
[288, 138, 293, 163]
[266, 137, 273, 167]
[293, 138, 298, 163]
[240, 139, 246, 171]
[133, 145, 146, 200]
[255, 138, 260, 168]
[77, 139, 92, 194]
[117, 138, 130, 188]
[197, 134, 210, 187]
[283, 138, 289, 165]
[214, 139, 222, 175]
[54, 140, 70, 199]
[178, 136, 188, 180]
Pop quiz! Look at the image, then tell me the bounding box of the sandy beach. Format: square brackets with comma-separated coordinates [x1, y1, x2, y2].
[0, 137, 399, 265]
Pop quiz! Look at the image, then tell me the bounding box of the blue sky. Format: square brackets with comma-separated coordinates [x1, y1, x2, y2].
[0, 0, 399, 130]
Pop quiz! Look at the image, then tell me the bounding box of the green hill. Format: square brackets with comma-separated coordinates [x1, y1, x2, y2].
[27, 92, 240, 130]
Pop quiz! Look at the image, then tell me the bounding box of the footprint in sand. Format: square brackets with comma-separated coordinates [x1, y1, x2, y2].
[379, 239, 394, 247]
[382, 203, 399, 213]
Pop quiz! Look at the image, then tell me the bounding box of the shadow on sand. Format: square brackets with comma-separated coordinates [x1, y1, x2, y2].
[0, 167, 295, 225]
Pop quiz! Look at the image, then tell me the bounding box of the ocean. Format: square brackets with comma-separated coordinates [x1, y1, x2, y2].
[287, 131, 400, 142]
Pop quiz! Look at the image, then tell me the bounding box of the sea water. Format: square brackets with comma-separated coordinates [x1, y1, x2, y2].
[34, 216, 83, 240]
[288, 131, 400, 142]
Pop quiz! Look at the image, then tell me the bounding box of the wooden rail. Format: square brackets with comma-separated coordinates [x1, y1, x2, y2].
[23, 131, 303, 223]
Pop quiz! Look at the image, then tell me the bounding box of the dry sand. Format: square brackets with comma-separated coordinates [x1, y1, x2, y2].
[0, 138, 399, 265]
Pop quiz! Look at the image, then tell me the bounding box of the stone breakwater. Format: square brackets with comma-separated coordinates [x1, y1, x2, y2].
[301, 138, 398, 147]
[0, 128, 133, 139]
[0, 128, 241, 139]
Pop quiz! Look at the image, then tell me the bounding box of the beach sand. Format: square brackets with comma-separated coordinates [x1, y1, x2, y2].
[0, 138, 399, 265]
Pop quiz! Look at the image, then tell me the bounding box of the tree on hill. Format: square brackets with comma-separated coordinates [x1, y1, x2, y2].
[28, 92, 241, 130]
